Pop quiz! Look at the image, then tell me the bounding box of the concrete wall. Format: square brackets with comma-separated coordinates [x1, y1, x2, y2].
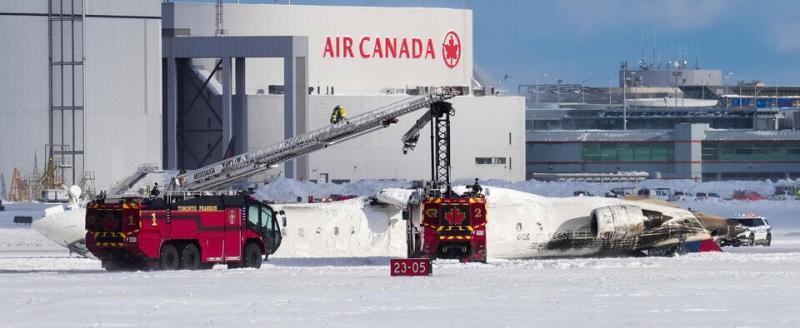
[0, 3, 49, 191]
[305, 95, 525, 182]
[165, 2, 473, 95]
[0, 0, 161, 192]
[673, 123, 705, 180]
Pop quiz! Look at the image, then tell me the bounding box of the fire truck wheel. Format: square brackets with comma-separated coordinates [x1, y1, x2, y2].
[244, 243, 263, 269]
[159, 243, 180, 270]
[180, 244, 201, 270]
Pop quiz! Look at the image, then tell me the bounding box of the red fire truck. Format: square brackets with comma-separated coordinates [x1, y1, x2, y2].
[408, 193, 487, 262]
[85, 194, 285, 271]
[401, 100, 488, 263]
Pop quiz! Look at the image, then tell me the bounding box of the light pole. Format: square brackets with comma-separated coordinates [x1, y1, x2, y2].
[620, 61, 628, 130]
[581, 76, 594, 103]
[556, 78, 562, 106]
[537, 73, 550, 104]
[724, 72, 733, 108]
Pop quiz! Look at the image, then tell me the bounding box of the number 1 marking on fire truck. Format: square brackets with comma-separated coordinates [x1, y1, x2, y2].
[151, 213, 157, 226]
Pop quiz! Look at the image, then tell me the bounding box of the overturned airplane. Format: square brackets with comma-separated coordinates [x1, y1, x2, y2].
[32, 186, 723, 261]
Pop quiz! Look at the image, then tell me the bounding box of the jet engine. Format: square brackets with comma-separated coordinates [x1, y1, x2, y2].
[590, 205, 662, 240]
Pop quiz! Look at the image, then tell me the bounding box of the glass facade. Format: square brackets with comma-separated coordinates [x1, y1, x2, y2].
[702, 141, 800, 161]
[582, 143, 674, 162]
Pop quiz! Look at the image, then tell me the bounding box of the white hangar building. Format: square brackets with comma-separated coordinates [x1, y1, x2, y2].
[0, 1, 524, 195]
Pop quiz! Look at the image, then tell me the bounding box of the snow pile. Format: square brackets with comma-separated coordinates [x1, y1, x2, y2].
[458, 178, 795, 199]
[375, 188, 414, 207]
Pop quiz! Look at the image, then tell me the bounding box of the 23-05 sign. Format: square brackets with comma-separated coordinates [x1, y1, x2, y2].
[390, 258, 432, 276]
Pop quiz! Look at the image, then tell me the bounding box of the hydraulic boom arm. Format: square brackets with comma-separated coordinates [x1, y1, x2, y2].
[171, 92, 457, 192]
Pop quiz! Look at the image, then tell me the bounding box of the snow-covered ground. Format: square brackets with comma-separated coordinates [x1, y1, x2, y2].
[2, 179, 799, 327]
[1, 231, 799, 327]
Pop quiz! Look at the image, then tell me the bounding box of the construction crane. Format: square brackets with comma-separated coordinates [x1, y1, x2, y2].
[110, 91, 457, 196]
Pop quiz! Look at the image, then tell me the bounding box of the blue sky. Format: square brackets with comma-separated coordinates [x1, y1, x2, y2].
[185, 0, 800, 88]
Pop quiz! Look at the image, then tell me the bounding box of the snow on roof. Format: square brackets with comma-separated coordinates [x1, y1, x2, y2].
[526, 130, 674, 142]
[705, 129, 800, 141]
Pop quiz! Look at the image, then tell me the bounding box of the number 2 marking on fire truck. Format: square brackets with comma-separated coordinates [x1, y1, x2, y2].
[151, 213, 158, 226]
[474, 208, 482, 218]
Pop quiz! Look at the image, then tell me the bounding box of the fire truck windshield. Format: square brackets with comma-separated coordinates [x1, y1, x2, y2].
[247, 205, 274, 231]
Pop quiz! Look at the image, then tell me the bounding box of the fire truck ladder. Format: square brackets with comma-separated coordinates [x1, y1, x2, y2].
[401, 100, 455, 189]
[172, 92, 457, 192]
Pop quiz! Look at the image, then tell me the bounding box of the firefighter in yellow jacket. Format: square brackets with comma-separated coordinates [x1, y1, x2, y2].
[330, 105, 348, 124]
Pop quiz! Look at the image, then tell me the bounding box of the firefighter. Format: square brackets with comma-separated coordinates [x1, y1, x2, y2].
[330, 105, 348, 124]
[150, 183, 160, 198]
[471, 178, 483, 196]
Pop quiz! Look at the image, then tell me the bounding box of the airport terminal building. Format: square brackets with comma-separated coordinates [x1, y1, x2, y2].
[524, 64, 800, 181]
[527, 124, 800, 181]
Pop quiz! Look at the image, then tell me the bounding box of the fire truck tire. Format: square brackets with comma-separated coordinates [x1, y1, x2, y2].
[102, 260, 125, 271]
[243, 243, 262, 269]
[159, 243, 180, 270]
[180, 244, 201, 270]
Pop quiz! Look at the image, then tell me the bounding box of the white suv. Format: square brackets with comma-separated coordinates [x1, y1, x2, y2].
[723, 215, 772, 247]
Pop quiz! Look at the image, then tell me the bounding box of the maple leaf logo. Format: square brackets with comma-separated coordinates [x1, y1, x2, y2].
[442, 31, 461, 69]
[444, 208, 466, 225]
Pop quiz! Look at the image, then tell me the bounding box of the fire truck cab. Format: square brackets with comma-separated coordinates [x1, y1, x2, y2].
[85, 194, 285, 271]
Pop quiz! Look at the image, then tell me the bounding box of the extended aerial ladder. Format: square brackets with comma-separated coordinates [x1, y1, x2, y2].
[401, 100, 455, 191]
[110, 91, 457, 196]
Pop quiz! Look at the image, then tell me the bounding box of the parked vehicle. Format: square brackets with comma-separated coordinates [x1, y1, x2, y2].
[708, 192, 721, 199]
[771, 190, 793, 201]
[695, 192, 708, 200]
[732, 190, 766, 201]
[573, 191, 593, 197]
[773, 186, 798, 201]
[605, 187, 635, 198]
[670, 191, 695, 201]
[637, 188, 670, 201]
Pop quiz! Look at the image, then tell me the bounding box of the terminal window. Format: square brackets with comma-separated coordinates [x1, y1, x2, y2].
[702, 141, 800, 161]
[475, 157, 507, 165]
[582, 143, 674, 162]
